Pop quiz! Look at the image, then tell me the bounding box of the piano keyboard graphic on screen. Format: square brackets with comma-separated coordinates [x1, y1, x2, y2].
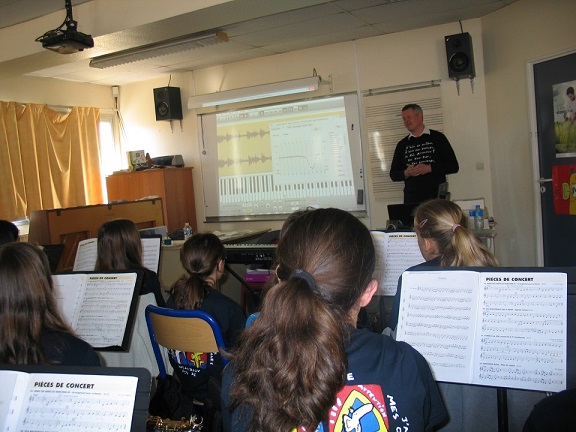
[219, 173, 354, 203]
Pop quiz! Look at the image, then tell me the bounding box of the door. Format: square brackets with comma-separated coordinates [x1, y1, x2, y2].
[533, 52, 576, 266]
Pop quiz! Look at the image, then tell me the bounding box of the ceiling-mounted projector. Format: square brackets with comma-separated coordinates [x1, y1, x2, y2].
[36, 0, 94, 54]
[41, 31, 94, 54]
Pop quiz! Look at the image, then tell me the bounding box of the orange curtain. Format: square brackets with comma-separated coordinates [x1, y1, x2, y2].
[0, 102, 103, 221]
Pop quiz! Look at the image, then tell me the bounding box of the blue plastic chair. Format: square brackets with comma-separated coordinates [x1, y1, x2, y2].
[145, 305, 228, 381]
[245, 312, 260, 327]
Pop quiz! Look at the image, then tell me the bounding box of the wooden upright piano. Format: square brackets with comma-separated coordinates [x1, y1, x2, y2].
[28, 199, 164, 272]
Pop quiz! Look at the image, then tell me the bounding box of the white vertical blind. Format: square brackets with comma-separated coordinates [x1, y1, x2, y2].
[363, 82, 443, 202]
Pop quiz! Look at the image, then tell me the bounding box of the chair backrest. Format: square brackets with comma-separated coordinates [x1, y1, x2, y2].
[145, 305, 228, 380]
[245, 312, 260, 327]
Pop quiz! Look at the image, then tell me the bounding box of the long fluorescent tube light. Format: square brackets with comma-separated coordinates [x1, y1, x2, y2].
[188, 76, 321, 108]
[89, 31, 228, 69]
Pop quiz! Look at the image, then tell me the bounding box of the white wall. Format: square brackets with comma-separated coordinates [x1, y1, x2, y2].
[356, 20, 492, 225]
[4, 0, 576, 266]
[119, 18, 493, 236]
[482, 0, 576, 266]
[0, 75, 112, 108]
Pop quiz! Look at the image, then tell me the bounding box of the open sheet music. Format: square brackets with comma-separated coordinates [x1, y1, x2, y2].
[396, 270, 567, 392]
[371, 231, 424, 295]
[73, 237, 161, 273]
[52, 272, 140, 350]
[0, 370, 138, 432]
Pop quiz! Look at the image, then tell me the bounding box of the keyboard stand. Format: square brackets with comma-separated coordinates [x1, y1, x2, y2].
[225, 263, 263, 314]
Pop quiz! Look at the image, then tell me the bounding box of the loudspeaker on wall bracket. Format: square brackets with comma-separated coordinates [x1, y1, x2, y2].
[445, 32, 475, 81]
[153, 86, 183, 121]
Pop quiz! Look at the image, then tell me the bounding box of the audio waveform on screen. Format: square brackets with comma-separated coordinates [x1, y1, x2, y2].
[217, 153, 272, 169]
[216, 129, 270, 144]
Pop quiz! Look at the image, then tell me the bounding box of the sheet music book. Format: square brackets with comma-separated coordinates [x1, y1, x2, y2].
[0, 370, 138, 432]
[371, 231, 424, 295]
[396, 269, 567, 392]
[73, 237, 161, 274]
[52, 272, 142, 350]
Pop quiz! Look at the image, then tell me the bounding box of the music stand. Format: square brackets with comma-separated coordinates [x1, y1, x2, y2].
[0, 365, 151, 431]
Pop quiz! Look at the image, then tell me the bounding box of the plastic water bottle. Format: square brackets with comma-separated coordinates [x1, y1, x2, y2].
[183, 222, 192, 240]
[468, 209, 475, 229]
[474, 205, 484, 230]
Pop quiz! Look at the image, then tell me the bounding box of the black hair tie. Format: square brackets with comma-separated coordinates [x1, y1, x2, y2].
[290, 269, 317, 290]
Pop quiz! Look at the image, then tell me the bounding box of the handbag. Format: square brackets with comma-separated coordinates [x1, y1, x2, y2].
[149, 374, 187, 419]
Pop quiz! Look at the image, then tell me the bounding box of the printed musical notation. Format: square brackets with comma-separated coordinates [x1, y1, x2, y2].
[52, 273, 138, 349]
[73, 237, 160, 274]
[0, 371, 137, 432]
[396, 270, 567, 393]
[370, 232, 424, 295]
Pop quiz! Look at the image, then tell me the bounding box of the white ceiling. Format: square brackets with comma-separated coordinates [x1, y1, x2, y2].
[0, 0, 518, 87]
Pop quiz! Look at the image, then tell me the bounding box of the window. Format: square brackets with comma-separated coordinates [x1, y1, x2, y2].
[99, 112, 122, 203]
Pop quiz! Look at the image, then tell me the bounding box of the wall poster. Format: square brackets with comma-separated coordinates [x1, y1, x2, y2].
[553, 80, 576, 158]
[552, 164, 576, 214]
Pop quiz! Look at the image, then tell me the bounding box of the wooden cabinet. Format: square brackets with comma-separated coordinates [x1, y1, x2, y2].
[28, 199, 164, 272]
[106, 168, 197, 235]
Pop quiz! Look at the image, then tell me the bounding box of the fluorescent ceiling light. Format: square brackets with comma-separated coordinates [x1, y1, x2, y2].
[188, 76, 321, 108]
[89, 31, 228, 69]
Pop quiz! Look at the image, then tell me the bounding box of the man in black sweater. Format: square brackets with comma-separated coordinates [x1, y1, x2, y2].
[390, 103, 459, 204]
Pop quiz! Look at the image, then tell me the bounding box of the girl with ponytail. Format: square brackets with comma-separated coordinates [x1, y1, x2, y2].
[222, 208, 446, 432]
[166, 233, 245, 415]
[387, 199, 529, 432]
[412, 198, 498, 268]
[388, 198, 499, 332]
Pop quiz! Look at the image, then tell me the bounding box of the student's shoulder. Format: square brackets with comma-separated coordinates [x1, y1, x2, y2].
[142, 268, 160, 282]
[352, 329, 426, 362]
[429, 129, 451, 141]
[43, 329, 101, 366]
[206, 289, 242, 309]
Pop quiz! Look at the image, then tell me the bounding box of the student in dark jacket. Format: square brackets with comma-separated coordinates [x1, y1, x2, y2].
[95, 218, 165, 377]
[0, 242, 100, 366]
[222, 208, 445, 432]
[387, 199, 543, 432]
[387, 198, 498, 331]
[95, 218, 165, 306]
[166, 233, 245, 416]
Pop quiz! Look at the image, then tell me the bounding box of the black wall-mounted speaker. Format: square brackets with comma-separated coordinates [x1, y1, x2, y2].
[444, 32, 475, 80]
[153, 87, 183, 121]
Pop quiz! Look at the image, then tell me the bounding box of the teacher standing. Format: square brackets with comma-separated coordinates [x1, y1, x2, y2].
[390, 103, 459, 204]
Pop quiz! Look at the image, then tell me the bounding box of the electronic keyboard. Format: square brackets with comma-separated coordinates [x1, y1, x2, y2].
[225, 243, 276, 264]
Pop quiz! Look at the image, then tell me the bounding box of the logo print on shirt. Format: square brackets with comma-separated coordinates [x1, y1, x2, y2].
[169, 349, 209, 369]
[325, 385, 388, 432]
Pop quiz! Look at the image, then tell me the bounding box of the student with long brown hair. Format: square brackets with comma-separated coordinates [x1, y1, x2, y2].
[95, 218, 165, 380]
[0, 242, 100, 366]
[95, 218, 165, 306]
[166, 233, 245, 414]
[222, 208, 446, 432]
